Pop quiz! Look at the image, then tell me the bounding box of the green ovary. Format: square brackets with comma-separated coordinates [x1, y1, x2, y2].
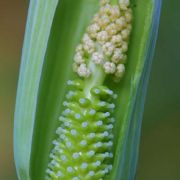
[46, 80, 116, 180]
[46, 0, 132, 179]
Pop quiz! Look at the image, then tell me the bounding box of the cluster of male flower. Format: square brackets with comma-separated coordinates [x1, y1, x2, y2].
[73, 0, 132, 81]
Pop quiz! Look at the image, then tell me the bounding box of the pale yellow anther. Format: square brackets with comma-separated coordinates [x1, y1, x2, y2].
[111, 34, 123, 45]
[121, 42, 128, 52]
[76, 44, 83, 52]
[93, 14, 100, 23]
[77, 63, 91, 78]
[125, 10, 132, 23]
[88, 23, 100, 35]
[98, 15, 110, 28]
[106, 23, 118, 36]
[115, 17, 127, 30]
[92, 52, 104, 64]
[115, 63, 125, 78]
[97, 31, 109, 43]
[74, 52, 84, 64]
[102, 42, 115, 56]
[119, 0, 130, 10]
[100, 4, 112, 15]
[83, 39, 95, 54]
[112, 48, 123, 63]
[109, 5, 120, 20]
[82, 33, 91, 43]
[121, 29, 130, 40]
[121, 54, 127, 63]
[103, 62, 116, 74]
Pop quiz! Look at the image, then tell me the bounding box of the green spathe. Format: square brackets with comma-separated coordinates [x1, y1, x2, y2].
[14, 0, 162, 180]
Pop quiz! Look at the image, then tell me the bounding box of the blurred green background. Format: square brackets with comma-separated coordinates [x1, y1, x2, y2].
[0, 0, 179, 179]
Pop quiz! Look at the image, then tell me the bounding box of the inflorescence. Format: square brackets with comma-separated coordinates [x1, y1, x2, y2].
[46, 0, 132, 179]
[73, 0, 132, 82]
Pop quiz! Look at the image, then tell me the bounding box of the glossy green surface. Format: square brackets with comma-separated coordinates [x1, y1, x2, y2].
[14, 1, 58, 179]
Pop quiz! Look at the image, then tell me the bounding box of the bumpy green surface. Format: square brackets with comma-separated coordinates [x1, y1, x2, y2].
[46, 79, 116, 179]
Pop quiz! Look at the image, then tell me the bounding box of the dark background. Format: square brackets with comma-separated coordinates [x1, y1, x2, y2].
[0, 0, 179, 179]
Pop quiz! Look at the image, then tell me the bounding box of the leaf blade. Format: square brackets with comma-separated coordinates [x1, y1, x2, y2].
[14, 0, 59, 179]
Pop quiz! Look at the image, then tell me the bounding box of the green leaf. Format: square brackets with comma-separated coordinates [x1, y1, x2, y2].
[14, 0, 162, 179]
[14, 0, 59, 179]
[108, 0, 162, 179]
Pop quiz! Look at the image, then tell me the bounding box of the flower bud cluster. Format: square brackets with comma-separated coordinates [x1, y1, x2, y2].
[73, 0, 132, 82]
